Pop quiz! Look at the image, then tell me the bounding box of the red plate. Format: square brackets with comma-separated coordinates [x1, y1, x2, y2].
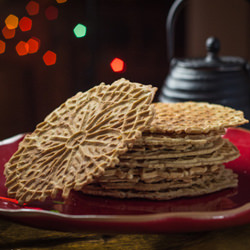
[1, 128, 250, 233]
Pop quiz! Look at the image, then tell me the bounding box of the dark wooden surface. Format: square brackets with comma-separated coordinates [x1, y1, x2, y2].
[2, 218, 250, 250]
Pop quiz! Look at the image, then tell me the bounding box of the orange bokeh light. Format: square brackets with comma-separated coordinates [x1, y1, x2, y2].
[56, 0, 67, 3]
[19, 17, 32, 32]
[5, 14, 19, 30]
[26, 1, 40, 16]
[43, 51, 57, 66]
[27, 37, 40, 54]
[0, 40, 6, 54]
[45, 6, 59, 20]
[2, 26, 15, 39]
[110, 58, 125, 72]
[16, 41, 29, 56]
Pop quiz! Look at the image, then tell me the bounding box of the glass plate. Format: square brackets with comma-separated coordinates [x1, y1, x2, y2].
[1, 128, 250, 233]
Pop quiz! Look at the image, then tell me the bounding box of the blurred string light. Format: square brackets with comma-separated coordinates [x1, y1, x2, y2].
[0, 40, 6, 54]
[56, 0, 68, 3]
[5, 14, 19, 29]
[26, 1, 40, 16]
[43, 50, 57, 65]
[27, 37, 40, 54]
[73, 24, 87, 38]
[45, 6, 58, 20]
[110, 58, 125, 73]
[19, 17, 32, 32]
[16, 41, 29, 56]
[2, 26, 15, 39]
[0, 0, 67, 67]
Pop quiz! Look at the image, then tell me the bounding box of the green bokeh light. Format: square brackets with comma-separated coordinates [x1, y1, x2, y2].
[73, 24, 87, 38]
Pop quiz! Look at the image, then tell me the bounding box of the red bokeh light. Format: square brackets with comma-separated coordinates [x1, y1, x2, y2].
[27, 37, 40, 54]
[19, 17, 32, 32]
[45, 6, 59, 20]
[110, 58, 125, 72]
[43, 50, 57, 66]
[2, 26, 15, 39]
[0, 40, 6, 54]
[16, 41, 29, 56]
[26, 1, 40, 16]
[56, 0, 67, 3]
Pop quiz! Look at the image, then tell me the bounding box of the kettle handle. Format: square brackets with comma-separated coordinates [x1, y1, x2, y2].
[166, 0, 187, 63]
[167, 0, 250, 63]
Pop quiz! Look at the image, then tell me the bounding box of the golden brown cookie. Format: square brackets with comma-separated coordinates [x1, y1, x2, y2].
[147, 102, 248, 134]
[4, 78, 157, 204]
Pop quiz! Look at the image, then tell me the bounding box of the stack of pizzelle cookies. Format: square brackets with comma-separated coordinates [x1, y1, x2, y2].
[4, 78, 248, 204]
[82, 102, 248, 200]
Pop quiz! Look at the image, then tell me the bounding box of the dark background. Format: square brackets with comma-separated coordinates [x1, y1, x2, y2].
[0, 0, 249, 140]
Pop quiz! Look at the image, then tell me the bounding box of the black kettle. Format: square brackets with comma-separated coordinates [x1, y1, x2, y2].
[159, 0, 250, 121]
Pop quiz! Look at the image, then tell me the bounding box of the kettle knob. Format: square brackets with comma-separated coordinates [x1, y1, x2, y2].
[206, 37, 220, 60]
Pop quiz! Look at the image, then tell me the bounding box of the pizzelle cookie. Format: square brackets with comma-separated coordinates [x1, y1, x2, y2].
[92, 166, 228, 191]
[4, 78, 157, 204]
[82, 168, 238, 200]
[98, 164, 221, 183]
[120, 137, 225, 160]
[119, 139, 240, 168]
[148, 102, 248, 134]
[134, 131, 224, 147]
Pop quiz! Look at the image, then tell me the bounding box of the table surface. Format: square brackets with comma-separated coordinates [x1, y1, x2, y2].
[2, 218, 250, 250]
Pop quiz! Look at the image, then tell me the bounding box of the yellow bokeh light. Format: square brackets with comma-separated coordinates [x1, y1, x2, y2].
[5, 14, 19, 30]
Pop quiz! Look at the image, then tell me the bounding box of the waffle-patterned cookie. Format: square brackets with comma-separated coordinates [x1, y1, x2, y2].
[99, 165, 221, 183]
[120, 138, 225, 160]
[119, 140, 239, 168]
[134, 131, 224, 146]
[82, 168, 238, 200]
[95, 167, 225, 191]
[131, 140, 219, 151]
[4, 78, 157, 204]
[147, 102, 248, 134]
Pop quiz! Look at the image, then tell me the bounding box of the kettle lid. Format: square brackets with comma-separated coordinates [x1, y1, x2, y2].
[175, 37, 247, 71]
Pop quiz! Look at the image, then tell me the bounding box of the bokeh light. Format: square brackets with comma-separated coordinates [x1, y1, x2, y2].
[2, 26, 15, 39]
[0, 40, 6, 54]
[5, 14, 19, 30]
[27, 37, 40, 54]
[110, 58, 125, 72]
[56, 0, 68, 3]
[19, 17, 32, 32]
[45, 6, 59, 20]
[73, 24, 87, 38]
[43, 50, 57, 66]
[16, 41, 29, 56]
[26, 1, 40, 16]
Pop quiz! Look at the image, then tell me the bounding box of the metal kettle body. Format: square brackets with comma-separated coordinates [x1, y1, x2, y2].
[159, 0, 250, 121]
